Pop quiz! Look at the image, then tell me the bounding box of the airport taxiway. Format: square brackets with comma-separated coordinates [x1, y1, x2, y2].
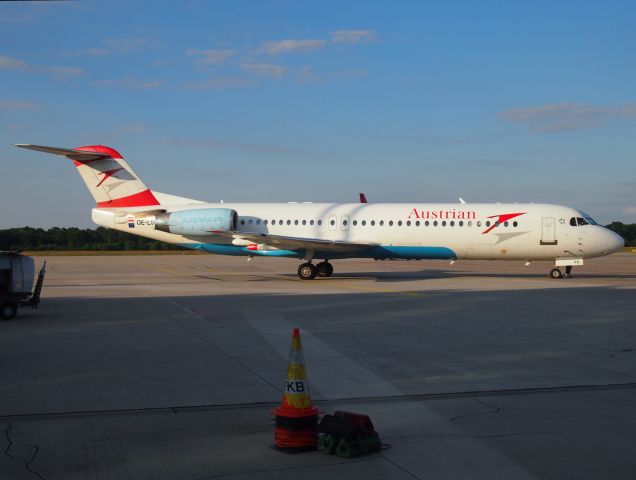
[1, 254, 635, 479]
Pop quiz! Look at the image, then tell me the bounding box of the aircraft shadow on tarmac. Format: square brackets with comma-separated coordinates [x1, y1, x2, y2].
[277, 270, 636, 282]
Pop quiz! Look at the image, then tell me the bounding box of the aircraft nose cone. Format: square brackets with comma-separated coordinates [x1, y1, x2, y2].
[604, 229, 624, 254]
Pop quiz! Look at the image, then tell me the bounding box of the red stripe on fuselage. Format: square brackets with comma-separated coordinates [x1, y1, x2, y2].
[96, 189, 160, 208]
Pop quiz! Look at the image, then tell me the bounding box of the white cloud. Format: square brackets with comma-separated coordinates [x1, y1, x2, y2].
[0, 54, 84, 78]
[103, 37, 151, 53]
[329, 30, 378, 44]
[256, 39, 326, 55]
[161, 137, 293, 154]
[623, 206, 636, 215]
[297, 66, 321, 84]
[499, 102, 636, 133]
[92, 77, 163, 89]
[77, 47, 110, 56]
[47, 66, 84, 79]
[0, 99, 39, 110]
[117, 123, 145, 134]
[0, 55, 33, 71]
[186, 49, 235, 65]
[240, 63, 287, 78]
[186, 77, 254, 90]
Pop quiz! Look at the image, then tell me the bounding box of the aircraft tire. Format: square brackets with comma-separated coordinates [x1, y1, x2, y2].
[1, 301, 18, 320]
[549, 268, 563, 279]
[298, 263, 317, 280]
[317, 262, 333, 277]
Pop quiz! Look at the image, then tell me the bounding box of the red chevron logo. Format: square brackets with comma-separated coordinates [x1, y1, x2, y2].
[482, 212, 526, 234]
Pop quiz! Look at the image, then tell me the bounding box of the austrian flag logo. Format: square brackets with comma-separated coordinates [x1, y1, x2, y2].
[127, 215, 135, 228]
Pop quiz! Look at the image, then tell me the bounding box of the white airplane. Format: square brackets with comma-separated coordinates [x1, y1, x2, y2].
[15, 144, 624, 280]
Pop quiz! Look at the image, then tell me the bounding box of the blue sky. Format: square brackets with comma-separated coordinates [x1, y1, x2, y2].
[1, 0, 634, 228]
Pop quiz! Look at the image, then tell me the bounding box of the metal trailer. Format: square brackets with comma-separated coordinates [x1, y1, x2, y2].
[0, 252, 46, 320]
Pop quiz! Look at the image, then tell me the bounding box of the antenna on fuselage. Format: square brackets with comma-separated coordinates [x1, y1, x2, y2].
[458, 197, 466, 204]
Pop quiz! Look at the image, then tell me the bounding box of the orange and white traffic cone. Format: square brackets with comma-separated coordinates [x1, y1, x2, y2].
[274, 328, 319, 452]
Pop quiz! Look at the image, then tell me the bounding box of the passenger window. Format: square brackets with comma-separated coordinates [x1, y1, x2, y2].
[425, 221, 430, 226]
[434, 221, 438, 226]
[371, 220, 375, 226]
[279, 220, 283, 225]
[450, 221, 454, 227]
[416, 220, 420, 226]
[343, 219, 348, 226]
[318, 220, 322, 226]
[467, 221, 472, 227]
[240, 219, 245, 225]
[362, 220, 366, 226]
[330, 219, 335, 226]
[264, 220, 268, 225]
[398, 221, 403, 226]
[406, 221, 411, 226]
[485, 221, 490, 227]
[353, 220, 357, 226]
[477, 221, 482, 227]
[513, 221, 518, 227]
[504, 221, 508, 227]
[302, 220, 306, 225]
[380, 220, 384, 226]
[389, 220, 394, 226]
[310, 220, 314, 225]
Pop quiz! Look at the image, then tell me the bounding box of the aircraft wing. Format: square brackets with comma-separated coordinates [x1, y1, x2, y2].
[15, 144, 112, 162]
[225, 232, 374, 252]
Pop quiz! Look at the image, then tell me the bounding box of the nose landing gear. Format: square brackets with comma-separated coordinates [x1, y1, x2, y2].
[297, 261, 333, 280]
[550, 265, 573, 279]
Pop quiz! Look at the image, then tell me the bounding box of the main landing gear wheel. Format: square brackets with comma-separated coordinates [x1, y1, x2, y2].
[1, 301, 18, 320]
[298, 262, 317, 280]
[316, 261, 334, 277]
[549, 268, 563, 279]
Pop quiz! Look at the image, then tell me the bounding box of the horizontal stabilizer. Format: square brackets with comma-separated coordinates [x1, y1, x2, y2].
[14, 144, 112, 162]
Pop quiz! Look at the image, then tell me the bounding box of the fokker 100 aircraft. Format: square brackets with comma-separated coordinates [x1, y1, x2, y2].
[16, 144, 624, 280]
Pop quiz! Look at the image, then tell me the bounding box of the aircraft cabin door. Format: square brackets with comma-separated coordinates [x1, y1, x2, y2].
[328, 214, 337, 231]
[340, 215, 350, 231]
[540, 217, 557, 245]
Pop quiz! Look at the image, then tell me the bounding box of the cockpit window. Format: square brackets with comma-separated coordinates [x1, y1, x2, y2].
[571, 216, 595, 226]
[579, 211, 598, 225]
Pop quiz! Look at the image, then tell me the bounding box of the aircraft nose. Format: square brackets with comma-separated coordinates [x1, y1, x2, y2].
[602, 228, 624, 254]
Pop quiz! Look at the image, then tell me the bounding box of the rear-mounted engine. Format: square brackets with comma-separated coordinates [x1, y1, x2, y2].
[155, 208, 238, 236]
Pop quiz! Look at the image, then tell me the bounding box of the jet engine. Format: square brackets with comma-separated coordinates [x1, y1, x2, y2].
[155, 208, 238, 235]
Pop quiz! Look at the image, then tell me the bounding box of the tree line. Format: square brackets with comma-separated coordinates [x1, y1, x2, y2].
[0, 223, 634, 251]
[0, 227, 180, 251]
